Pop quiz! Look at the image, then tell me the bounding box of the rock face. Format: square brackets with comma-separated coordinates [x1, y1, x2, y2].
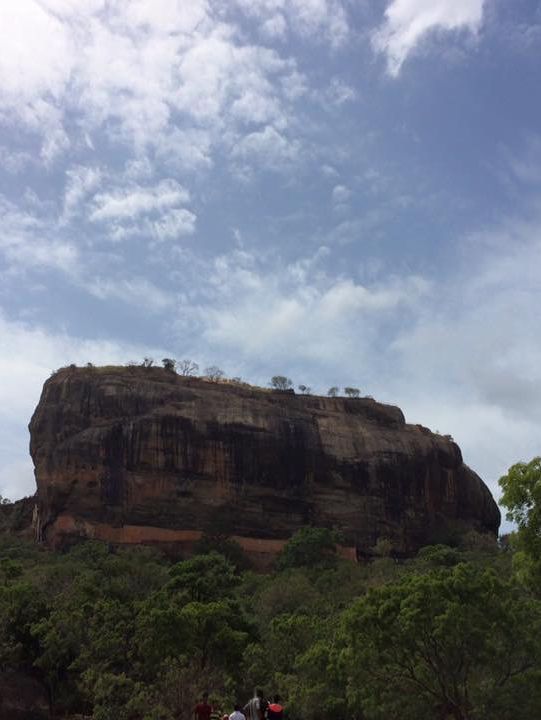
[29, 366, 500, 564]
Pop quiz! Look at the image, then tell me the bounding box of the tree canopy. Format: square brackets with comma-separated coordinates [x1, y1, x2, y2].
[500, 456, 541, 591]
[341, 562, 541, 720]
[0, 519, 539, 720]
[270, 376, 293, 391]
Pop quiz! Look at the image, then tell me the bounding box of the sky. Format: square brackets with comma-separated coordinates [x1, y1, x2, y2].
[1, 0, 541, 530]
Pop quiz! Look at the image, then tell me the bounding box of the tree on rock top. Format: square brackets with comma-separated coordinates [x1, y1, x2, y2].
[162, 358, 176, 372]
[177, 359, 199, 376]
[205, 366, 225, 381]
[270, 376, 293, 391]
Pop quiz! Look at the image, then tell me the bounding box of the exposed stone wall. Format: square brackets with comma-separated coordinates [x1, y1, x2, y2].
[29, 366, 500, 563]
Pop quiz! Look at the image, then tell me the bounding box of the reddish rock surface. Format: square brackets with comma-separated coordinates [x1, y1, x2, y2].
[29, 366, 500, 562]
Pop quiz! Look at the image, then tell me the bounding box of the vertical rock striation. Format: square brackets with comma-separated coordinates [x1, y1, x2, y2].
[29, 366, 500, 563]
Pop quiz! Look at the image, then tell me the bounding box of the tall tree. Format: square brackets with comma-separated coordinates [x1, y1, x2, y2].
[340, 563, 541, 720]
[500, 457, 541, 590]
[177, 359, 199, 376]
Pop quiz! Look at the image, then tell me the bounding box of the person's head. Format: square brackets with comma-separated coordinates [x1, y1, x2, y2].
[234, 705, 242, 712]
[273, 696, 281, 704]
[256, 690, 264, 698]
[202, 693, 209, 702]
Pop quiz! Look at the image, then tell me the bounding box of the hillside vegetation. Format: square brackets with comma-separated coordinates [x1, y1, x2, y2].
[0, 520, 540, 720]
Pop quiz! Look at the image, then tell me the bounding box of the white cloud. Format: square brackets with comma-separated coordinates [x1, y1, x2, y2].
[0, 1, 73, 101]
[123, 157, 155, 182]
[230, 89, 287, 129]
[171, 31, 297, 133]
[151, 208, 197, 241]
[0, 187, 189, 307]
[3, 236, 78, 275]
[0, 181, 193, 310]
[37, 0, 107, 19]
[432, 221, 541, 424]
[173, 246, 429, 367]
[382, 214, 541, 508]
[332, 184, 352, 203]
[261, 13, 287, 40]
[84, 276, 174, 311]
[231, 125, 301, 173]
[0, 196, 79, 274]
[122, 0, 209, 34]
[0, 146, 33, 174]
[0, 1, 309, 172]
[373, 0, 485, 76]
[62, 165, 102, 222]
[331, 184, 352, 215]
[280, 0, 350, 47]
[155, 128, 213, 173]
[231, 0, 350, 46]
[0, 1, 77, 161]
[326, 77, 356, 105]
[39, 114, 71, 162]
[90, 180, 190, 222]
[321, 164, 339, 178]
[88, 179, 196, 241]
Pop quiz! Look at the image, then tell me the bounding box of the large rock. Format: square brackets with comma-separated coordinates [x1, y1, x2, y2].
[29, 366, 500, 563]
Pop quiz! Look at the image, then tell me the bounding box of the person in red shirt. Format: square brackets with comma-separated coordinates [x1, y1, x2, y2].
[194, 692, 213, 720]
[267, 695, 284, 720]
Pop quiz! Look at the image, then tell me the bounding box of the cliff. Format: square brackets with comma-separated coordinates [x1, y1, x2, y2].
[29, 366, 500, 564]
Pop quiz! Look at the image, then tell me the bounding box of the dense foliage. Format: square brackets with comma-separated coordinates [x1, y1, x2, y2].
[499, 456, 541, 591]
[0, 522, 540, 720]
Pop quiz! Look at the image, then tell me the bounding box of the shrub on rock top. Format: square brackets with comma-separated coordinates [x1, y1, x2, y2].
[270, 375, 293, 391]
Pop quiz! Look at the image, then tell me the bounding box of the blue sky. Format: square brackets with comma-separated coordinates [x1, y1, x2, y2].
[1, 0, 541, 527]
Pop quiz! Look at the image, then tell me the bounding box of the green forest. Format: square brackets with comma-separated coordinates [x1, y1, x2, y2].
[1, 459, 540, 720]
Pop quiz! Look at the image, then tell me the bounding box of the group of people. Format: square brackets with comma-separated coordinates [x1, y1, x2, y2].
[195, 690, 284, 720]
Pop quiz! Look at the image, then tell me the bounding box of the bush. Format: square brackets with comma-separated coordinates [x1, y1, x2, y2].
[277, 528, 338, 570]
[205, 366, 225, 381]
[162, 358, 176, 372]
[270, 376, 293, 391]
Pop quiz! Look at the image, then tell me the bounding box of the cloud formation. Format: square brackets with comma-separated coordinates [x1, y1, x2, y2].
[89, 179, 196, 241]
[0, 0, 314, 173]
[1, 0, 540, 534]
[231, 0, 350, 47]
[373, 0, 485, 75]
[0, 196, 78, 274]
